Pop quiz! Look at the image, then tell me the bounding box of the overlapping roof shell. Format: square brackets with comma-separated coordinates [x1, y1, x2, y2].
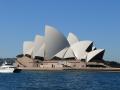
[23, 25, 105, 62]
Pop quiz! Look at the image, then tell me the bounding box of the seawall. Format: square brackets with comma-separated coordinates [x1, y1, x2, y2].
[17, 67, 120, 72]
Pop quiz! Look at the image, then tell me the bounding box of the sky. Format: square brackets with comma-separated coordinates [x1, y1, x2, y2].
[0, 0, 120, 62]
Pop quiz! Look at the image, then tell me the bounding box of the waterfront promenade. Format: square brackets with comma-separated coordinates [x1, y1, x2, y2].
[17, 67, 120, 72]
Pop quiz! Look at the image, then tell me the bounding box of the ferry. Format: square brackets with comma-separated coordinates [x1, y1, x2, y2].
[0, 61, 16, 73]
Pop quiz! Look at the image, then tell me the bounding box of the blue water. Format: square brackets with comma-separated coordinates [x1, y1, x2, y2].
[0, 71, 120, 90]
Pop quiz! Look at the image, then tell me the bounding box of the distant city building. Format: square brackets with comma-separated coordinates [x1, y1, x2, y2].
[22, 25, 105, 62]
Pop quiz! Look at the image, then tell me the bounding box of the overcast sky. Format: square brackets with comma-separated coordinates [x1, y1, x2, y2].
[0, 0, 120, 62]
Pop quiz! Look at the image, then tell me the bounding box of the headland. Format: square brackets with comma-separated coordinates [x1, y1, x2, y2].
[15, 25, 120, 72]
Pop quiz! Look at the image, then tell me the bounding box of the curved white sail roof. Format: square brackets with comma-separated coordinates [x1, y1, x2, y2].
[22, 25, 105, 61]
[71, 41, 93, 60]
[45, 25, 70, 59]
[23, 41, 34, 55]
[64, 47, 75, 59]
[67, 33, 79, 45]
[34, 43, 45, 57]
[33, 35, 44, 58]
[87, 49, 105, 62]
[54, 48, 68, 58]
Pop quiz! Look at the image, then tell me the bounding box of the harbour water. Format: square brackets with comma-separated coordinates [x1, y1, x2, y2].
[0, 71, 120, 90]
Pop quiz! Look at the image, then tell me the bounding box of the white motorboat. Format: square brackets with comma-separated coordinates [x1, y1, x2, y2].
[0, 61, 16, 73]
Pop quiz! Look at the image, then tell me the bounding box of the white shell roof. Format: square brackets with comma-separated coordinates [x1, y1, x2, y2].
[67, 33, 79, 45]
[22, 25, 105, 61]
[87, 49, 105, 62]
[71, 41, 93, 60]
[45, 25, 70, 59]
[33, 35, 44, 58]
[54, 48, 68, 58]
[64, 47, 75, 58]
[35, 43, 45, 57]
[23, 41, 34, 55]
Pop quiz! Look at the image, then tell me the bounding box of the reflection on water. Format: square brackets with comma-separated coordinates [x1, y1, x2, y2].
[0, 71, 120, 90]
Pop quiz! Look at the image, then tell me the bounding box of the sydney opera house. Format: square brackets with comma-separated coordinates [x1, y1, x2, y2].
[16, 25, 106, 69]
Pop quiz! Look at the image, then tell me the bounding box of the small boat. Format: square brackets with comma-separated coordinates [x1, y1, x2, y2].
[0, 61, 16, 73]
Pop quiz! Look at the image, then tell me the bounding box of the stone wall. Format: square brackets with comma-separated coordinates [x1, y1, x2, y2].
[16, 56, 86, 69]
